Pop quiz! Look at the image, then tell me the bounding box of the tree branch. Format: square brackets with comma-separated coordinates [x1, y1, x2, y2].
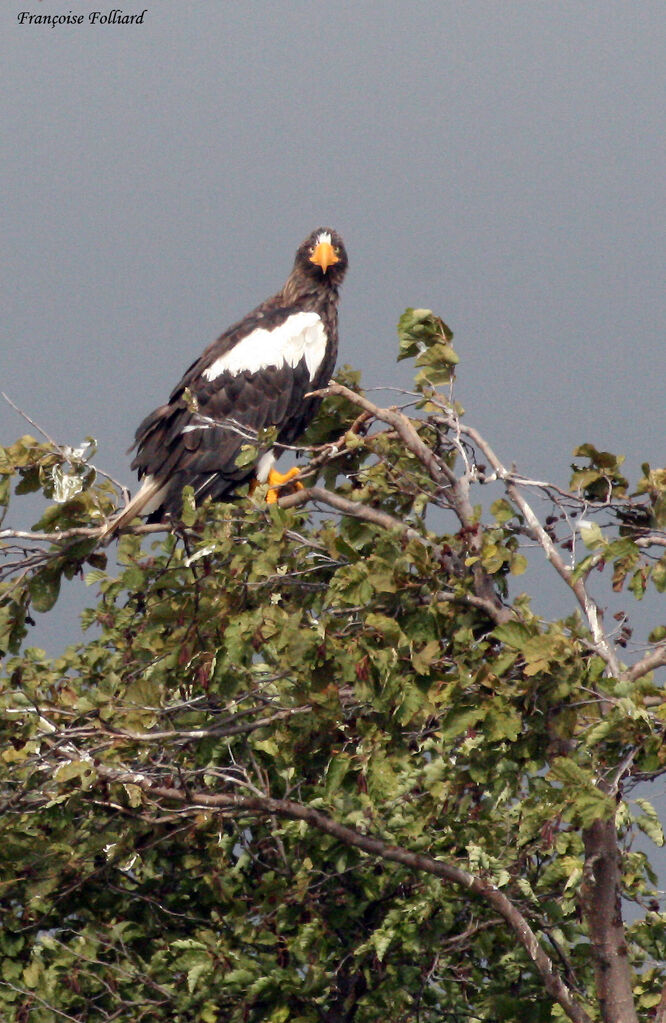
[0, 522, 168, 544]
[102, 704, 312, 743]
[279, 485, 430, 543]
[309, 382, 458, 488]
[625, 642, 666, 683]
[280, 486, 511, 624]
[303, 385, 512, 625]
[437, 416, 623, 678]
[85, 757, 591, 1023]
[655, 981, 666, 1023]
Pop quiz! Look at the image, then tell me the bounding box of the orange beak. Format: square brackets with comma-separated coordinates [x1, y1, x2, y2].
[309, 240, 338, 273]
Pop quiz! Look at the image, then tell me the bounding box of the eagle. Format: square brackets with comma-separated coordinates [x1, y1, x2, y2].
[106, 227, 348, 535]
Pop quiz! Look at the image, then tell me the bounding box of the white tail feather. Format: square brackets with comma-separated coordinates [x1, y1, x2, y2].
[99, 476, 167, 543]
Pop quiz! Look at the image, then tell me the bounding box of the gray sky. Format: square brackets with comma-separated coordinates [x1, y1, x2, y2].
[2, 0, 665, 878]
[3, 2, 664, 481]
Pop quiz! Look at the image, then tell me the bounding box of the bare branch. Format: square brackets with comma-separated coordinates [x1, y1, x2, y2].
[0, 522, 169, 544]
[635, 532, 666, 549]
[280, 485, 429, 543]
[103, 704, 312, 743]
[626, 642, 666, 683]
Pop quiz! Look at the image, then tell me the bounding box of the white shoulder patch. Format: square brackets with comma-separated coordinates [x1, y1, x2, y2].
[203, 311, 327, 383]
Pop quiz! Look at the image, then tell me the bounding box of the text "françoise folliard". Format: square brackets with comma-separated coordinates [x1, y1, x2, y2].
[17, 10, 147, 26]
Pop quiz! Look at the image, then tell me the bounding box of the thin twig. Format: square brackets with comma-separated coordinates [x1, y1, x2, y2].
[2, 391, 67, 454]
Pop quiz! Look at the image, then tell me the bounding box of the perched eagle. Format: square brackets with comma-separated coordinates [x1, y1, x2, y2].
[107, 227, 348, 534]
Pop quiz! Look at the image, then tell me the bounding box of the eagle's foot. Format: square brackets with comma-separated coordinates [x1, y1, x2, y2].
[265, 466, 304, 504]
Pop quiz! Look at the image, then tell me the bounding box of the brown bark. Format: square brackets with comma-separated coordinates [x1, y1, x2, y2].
[654, 980, 666, 1023]
[582, 816, 638, 1023]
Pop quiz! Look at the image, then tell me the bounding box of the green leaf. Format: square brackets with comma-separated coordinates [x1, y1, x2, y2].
[325, 753, 351, 798]
[0, 476, 11, 508]
[181, 486, 197, 527]
[578, 522, 604, 549]
[235, 443, 259, 468]
[54, 760, 96, 787]
[635, 798, 665, 846]
[521, 634, 559, 675]
[365, 613, 405, 648]
[415, 341, 459, 368]
[548, 758, 591, 788]
[491, 499, 516, 525]
[188, 959, 213, 993]
[397, 308, 455, 362]
[411, 639, 441, 675]
[15, 465, 42, 495]
[652, 556, 666, 593]
[510, 553, 528, 576]
[492, 621, 535, 650]
[28, 568, 62, 613]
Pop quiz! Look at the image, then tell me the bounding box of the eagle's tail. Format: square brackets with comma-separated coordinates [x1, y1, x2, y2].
[98, 475, 167, 544]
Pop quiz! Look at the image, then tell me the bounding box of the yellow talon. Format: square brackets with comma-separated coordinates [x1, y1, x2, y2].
[266, 466, 303, 504]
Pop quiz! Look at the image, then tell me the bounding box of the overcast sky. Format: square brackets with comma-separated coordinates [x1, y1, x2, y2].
[4, 1, 664, 477]
[2, 0, 665, 875]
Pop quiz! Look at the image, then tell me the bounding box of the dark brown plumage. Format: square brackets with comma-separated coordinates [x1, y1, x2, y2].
[106, 227, 347, 533]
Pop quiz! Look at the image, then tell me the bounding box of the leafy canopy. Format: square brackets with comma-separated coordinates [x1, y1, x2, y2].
[0, 309, 665, 1023]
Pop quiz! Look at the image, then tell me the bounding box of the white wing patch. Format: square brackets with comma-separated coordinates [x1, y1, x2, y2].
[203, 311, 327, 383]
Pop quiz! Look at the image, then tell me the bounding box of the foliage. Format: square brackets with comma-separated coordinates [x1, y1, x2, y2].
[0, 311, 665, 1022]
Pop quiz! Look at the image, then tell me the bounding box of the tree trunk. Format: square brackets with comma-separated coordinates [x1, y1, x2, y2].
[582, 816, 638, 1023]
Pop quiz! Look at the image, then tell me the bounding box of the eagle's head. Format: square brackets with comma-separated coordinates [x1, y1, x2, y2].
[293, 227, 348, 289]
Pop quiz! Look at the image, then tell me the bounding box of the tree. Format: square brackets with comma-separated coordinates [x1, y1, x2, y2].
[0, 309, 665, 1023]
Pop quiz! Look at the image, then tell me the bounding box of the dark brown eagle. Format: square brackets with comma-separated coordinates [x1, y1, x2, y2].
[106, 227, 348, 534]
